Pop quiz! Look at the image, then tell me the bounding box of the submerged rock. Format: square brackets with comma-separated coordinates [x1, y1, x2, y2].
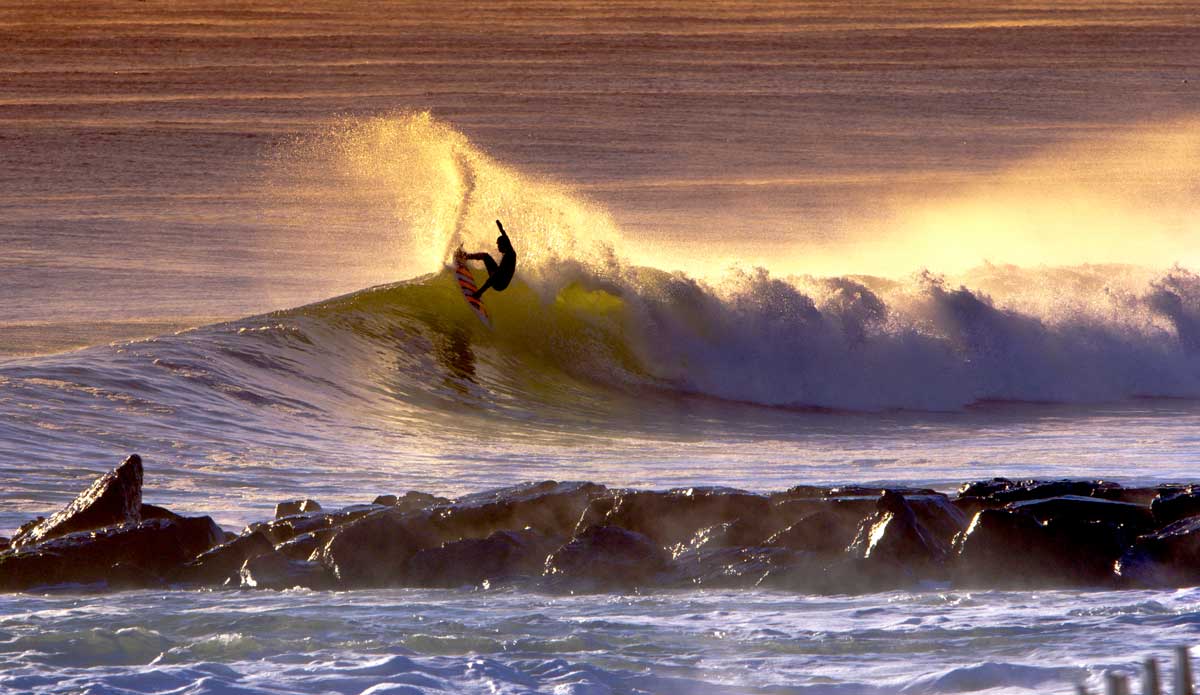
[12, 454, 143, 549]
[0, 516, 223, 591]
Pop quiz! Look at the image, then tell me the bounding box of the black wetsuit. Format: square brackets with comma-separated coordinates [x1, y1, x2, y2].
[465, 222, 516, 298]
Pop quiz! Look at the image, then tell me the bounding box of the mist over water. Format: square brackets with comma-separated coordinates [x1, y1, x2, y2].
[4, 2, 1200, 693]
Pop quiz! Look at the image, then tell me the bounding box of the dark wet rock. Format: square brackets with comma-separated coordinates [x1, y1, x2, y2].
[768, 485, 832, 503]
[139, 503, 181, 522]
[674, 519, 779, 555]
[1095, 486, 1172, 507]
[249, 505, 379, 546]
[274, 499, 321, 519]
[544, 525, 671, 590]
[904, 494, 969, 545]
[406, 529, 559, 588]
[276, 531, 331, 561]
[12, 454, 143, 548]
[671, 546, 799, 589]
[577, 487, 771, 547]
[0, 538, 8, 553]
[373, 494, 399, 507]
[1009, 495, 1154, 533]
[173, 530, 274, 585]
[958, 478, 1122, 506]
[771, 495, 878, 526]
[389, 491, 450, 513]
[0, 516, 223, 591]
[848, 492, 952, 572]
[765, 510, 861, 554]
[1039, 517, 1132, 585]
[239, 550, 334, 590]
[953, 509, 1052, 587]
[317, 509, 439, 586]
[1116, 516, 1200, 587]
[1150, 487, 1200, 527]
[438, 481, 606, 542]
[953, 508, 1129, 588]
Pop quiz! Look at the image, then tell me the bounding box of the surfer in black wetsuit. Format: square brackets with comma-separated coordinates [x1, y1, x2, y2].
[461, 220, 517, 299]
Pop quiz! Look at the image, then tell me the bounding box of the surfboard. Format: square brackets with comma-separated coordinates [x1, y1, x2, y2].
[453, 251, 493, 329]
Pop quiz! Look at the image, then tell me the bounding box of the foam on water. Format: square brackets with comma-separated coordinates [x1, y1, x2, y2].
[3, 587, 1198, 694]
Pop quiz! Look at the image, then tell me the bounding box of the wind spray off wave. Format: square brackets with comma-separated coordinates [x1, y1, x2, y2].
[255, 113, 1200, 411]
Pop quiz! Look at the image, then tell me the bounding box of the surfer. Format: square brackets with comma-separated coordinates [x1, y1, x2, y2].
[459, 220, 516, 299]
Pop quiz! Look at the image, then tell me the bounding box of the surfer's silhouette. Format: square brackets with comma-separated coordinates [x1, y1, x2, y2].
[459, 220, 516, 299]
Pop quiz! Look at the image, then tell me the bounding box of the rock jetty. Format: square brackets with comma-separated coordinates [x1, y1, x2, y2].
[3, 455, 1200, 593]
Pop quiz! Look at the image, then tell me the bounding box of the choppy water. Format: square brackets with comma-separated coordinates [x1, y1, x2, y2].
[5, 1, 1200, 693]
[5, 587, 1200, 694]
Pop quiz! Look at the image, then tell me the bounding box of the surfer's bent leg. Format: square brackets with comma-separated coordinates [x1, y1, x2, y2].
[466, 252, 498, 277]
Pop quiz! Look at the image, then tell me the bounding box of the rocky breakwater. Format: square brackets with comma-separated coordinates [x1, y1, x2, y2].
[5, 457, 1200, 593]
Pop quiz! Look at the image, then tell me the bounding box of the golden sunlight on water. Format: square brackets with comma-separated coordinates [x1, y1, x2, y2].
[760, 118, 1200, 279]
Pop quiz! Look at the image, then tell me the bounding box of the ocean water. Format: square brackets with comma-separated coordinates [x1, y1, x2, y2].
[4, 1, 1200, 693]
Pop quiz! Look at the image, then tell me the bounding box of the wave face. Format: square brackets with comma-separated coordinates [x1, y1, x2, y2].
[254, 113, 1200, 413]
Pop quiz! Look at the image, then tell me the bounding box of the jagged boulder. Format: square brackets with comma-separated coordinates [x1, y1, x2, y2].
[274, 499, 321, 519]
[848, 492, 952, 572]
[953, 508, 1128, 588]
[671, 546, 799, 589]
[672, 519, 779, 555]
[958, 478, 1122, 506]
[576, 487, 772, 546]
[276, 531, 331, 561]
[1150, 487, 1200, 527]
[1116, 516, 1200, 587]
[248, 504, 380, 546]
[953, 509, 1052, 587]
[173, 529, 274, 585]
[0, 516, 223, 591]
[765, 509, 862, 554]
[406, 529, 558, 588]
[435, 481, 605, 542]
[372, 494, 399, 507]
[394, 491, 450, 513]
[240, 550, 333, 590]
[1008, 495, 1154, 533]
[12, 454, 143, 548]
[544, 525, 671, 590]
[316, 509, 439, 586]
[140, 503, 181, 522]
